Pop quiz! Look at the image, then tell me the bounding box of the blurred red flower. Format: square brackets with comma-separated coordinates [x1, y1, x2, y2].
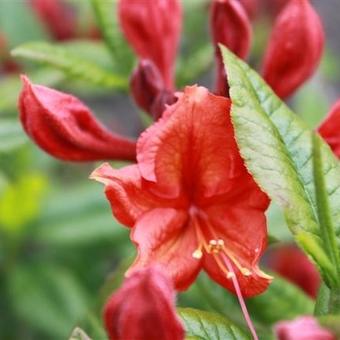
[267, 244, 320, 298]
[275, 316, 335, 340]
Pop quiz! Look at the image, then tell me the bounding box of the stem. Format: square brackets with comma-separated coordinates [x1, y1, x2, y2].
[312, 134, 340, 286]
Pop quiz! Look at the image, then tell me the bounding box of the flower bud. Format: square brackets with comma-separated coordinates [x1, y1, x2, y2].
[118, 0, 182, 89]
[262, 0, 324, 99]
[104, 266, 184, 340]
[267, 244, 320, 298]
[275, 317, 335, 340]
[30, 0, 76, 41]
[19, 76, 136, 161]
[239, 0, 258, 20]
[210, 0, 252, 96]
[130, 59, 164, 114]
[150, 89, 177, 120]
[318, 99, 340, 158]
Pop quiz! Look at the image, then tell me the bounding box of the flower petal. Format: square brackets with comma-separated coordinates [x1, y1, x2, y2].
[19, 76, 136, 162]
[201, 204, 270, 297]
[318, 99, 340, 158]
[137, 86, 247, 199]
[90, 163, 164, 227]
[128, 208, 201, 290]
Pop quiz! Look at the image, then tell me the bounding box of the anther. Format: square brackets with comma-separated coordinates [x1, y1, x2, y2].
[227, 272, 235, 279]
[208, 239, 224, 254]
[192, 249, 203, 259]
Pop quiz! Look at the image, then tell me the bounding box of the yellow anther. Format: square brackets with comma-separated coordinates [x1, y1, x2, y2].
[227, 272, 235, 279]
[192, 249, 203, 259]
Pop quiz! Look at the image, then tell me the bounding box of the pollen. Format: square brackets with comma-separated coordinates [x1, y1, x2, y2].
[192, 248, 203, 259]
[208, 239, 224, 253]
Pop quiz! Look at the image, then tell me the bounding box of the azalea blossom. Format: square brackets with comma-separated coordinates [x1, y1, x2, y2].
[91, 86, 271, 296]
[104, 266, 184, 340]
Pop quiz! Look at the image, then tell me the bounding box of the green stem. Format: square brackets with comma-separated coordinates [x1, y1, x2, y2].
[312, 134, 340, 287]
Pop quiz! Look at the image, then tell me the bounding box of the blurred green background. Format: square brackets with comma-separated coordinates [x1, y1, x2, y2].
[0, 0, 339, 339]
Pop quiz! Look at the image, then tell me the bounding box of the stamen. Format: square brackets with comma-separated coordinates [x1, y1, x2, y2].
[192, 247, 203, 259]
[220, 252, 259, 340]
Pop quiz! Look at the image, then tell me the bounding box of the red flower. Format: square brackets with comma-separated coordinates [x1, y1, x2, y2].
[239, 0, 258, 20]
[262, 0, 324, 99]
[318, 99, 340, 158]
[30, 0, 76, 41]
[210, 0, 252, 96]
[18, 76, 136, 161]
[104, 266, 184, 340]
[267, 245, 320, 298]
[91, 86, 271, 298]
[118, 0, 182, 89]
[275, 316, 335, 340]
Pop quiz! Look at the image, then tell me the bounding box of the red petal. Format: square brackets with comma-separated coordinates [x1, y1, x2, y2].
[91, 163, 165, 227]
[239, 0, 258, 20]
[19, 76, 136, 162]
[318, 99, 340, 158]
[262, 0, 324, 99]
[210, 0, 252, 95]
[128, 208, 201, 291]
[137, 86, 249, 200]
[118, 0, 182, 89]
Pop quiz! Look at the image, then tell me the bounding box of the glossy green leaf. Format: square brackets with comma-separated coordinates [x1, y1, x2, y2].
[221, 46, 340, 287]
[178, 308, 250, 340]
[12, 41, 128, 89]
[0, 119, 27, 152]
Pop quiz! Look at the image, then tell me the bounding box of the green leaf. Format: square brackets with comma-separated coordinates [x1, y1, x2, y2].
[0, 119, 27, 152]
[7, 264, 89, 339]
[319, 315, 340, 337]
[90, 0, 133, 72]
[221, 45, 340, 287]
[0, 0, 47, 48]
[0, 173, 47, 234]
[312, 135, 340, 277]
[12, 41, 128, 89]
[178, 308, 250, 340]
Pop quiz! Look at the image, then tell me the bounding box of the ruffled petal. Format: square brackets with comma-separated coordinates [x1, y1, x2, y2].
[19, 76, 136, 162]
[137, 86, 246, 199]
[90, 163, 163, 227]
[203, 255, 271, 297]
[128, 208, 201, 290]
[318, 99, 340, 158]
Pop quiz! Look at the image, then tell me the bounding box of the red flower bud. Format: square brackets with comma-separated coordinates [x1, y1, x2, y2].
[275, 316, 335, 340]
[19, 76, 136, 162]
[239, 0, 258, 20]
[150, 89, 177, 120]
[262, 0, 324, 99]
[130, 59, 164, 114]
[267, 245, 320, 298]
[118, 0, 182, 89]
[30, 0, 76, 41]
[210, 0, 252, 96]
[318, 99, 340, 158]
[104, 266, 184, 340]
